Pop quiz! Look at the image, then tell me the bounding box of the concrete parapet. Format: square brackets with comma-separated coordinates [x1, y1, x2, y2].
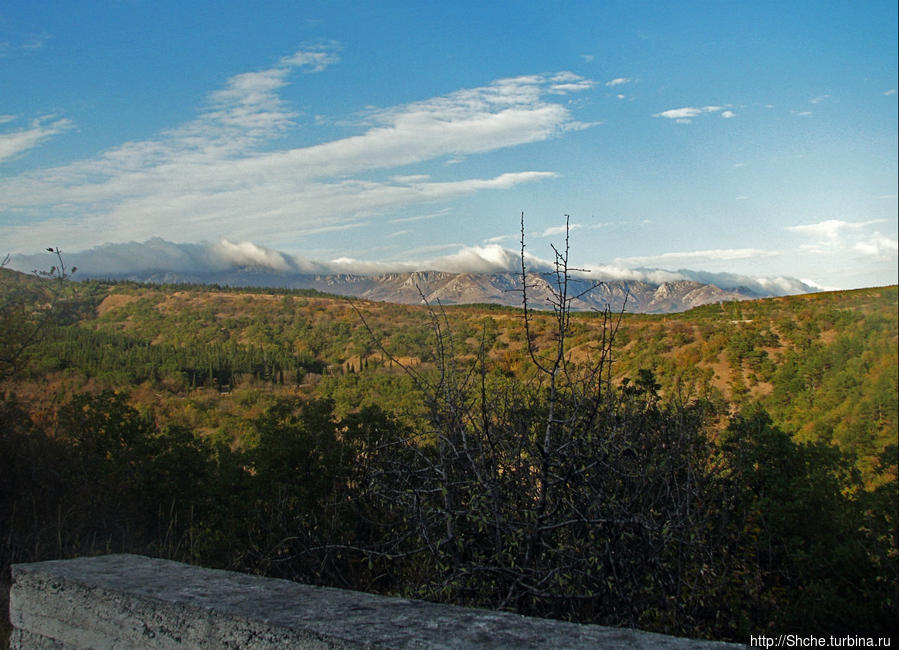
[9, 554, 743, 648]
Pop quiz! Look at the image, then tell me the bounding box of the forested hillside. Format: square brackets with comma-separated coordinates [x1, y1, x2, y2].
[2, 267, 897, 642]
[9, 274, 895, 482]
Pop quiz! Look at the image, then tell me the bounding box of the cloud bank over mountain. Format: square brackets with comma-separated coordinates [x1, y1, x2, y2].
[9, 238, 817, 297]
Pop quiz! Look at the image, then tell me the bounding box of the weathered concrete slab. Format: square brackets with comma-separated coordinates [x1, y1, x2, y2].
[9, 554, 743, 648]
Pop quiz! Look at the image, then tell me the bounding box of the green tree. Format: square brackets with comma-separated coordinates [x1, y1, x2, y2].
[719, 407, 897, 636]
[0, 248, 77, 379]
[241, 398, 357, 584]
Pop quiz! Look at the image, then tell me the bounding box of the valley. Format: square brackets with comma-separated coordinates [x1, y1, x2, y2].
[4, 271, 896, 482]
[1, 268, 897, 642]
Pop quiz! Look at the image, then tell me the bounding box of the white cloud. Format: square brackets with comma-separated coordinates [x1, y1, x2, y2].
[391, 174, 431, 184]
[536, 221, 608, 238]
[279, 44, 341, 72]
[327, 243, 550, 275]
[431, 244, 538, 273]
[652, 105, 732, 123]
[885, 89, 897, 96]
[0, 47, 596, 253]
[615, 248, 778, 267]
[787, 219, 897, 263]
[548, 76, 595, 93]
[654, 107, 703, 120]
[583, 263, 812, 295]
[9, 239, 538, 279]
[0, 116, 74, 162]
[786, 218, 884, 241]
[854, 234, 898, 259]
[213, 239, 292, 271]
[809, 94, 831, 104]
[387, 209, 449, 224]
[605, 77, 631, 87]
[539, 223, 581, 238]
[576, 249, 822, 294]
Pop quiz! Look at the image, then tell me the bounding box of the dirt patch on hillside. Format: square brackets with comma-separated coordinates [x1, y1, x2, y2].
[750, 381, 774, 399]
[706, 352, 733, 396]
[96, 293, 138, 316]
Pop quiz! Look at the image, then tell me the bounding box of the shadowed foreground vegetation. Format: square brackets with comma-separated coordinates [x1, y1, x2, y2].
[1, 262, 896, 643]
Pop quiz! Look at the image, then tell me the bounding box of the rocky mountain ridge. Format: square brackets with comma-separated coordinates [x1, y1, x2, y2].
[83, 267, 762, 313]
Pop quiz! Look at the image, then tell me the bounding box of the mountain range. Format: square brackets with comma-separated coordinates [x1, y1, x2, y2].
[69, 267, 768, 313]
[9, 238, 817, 313]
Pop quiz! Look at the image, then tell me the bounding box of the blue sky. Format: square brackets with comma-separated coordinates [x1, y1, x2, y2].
[1, 0, 896, 290]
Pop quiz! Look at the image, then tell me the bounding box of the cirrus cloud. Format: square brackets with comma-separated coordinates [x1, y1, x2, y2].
[613, 247, 779, 267]
[0, 45, 595, 254]
[0, 115, 73, 163]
